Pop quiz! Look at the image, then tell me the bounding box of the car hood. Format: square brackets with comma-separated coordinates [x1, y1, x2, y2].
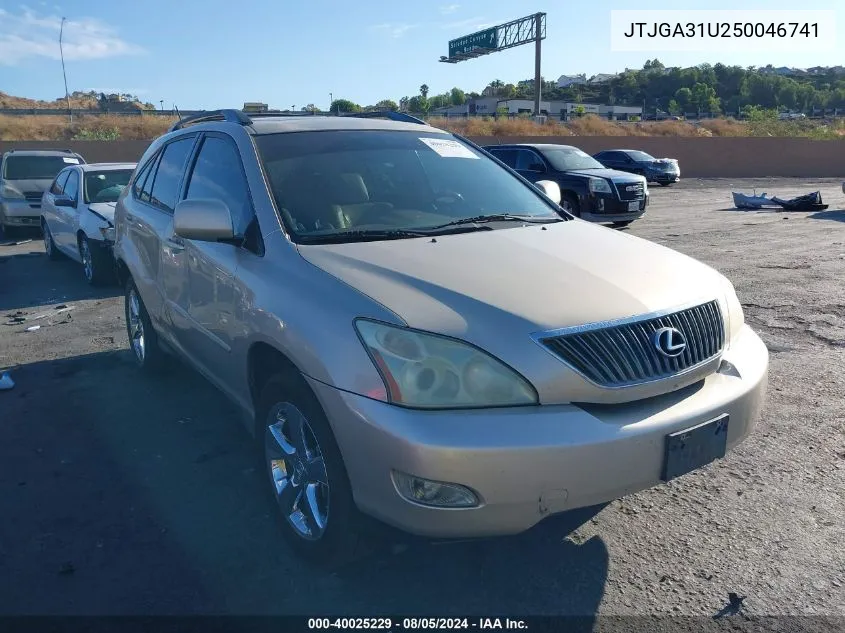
[297, 220, 724, 341]
[5, 178, 52, 195]
[86, 202, 117, 224]
[565, 168, 644, 182]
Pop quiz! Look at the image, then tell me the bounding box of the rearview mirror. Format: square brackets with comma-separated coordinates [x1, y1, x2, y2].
[173, 199, 235, 242]
[54, 196, 75, 207]
[534, 180, 561, 205]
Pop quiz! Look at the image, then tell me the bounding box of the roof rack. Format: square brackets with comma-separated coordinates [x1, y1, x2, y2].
[168, 109, 253, 132]
[166, 108, 428, 133]
[7, 148, 76, 154]
[341, 111, 427, 125]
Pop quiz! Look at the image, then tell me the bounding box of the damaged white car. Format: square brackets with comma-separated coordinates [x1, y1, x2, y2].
[41, 162, 136, 285]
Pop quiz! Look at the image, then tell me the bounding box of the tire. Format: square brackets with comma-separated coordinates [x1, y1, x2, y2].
[42, 221, 62, 260]
[258, 373, 366, 568]
[124, 277, 165, 372]
[658, 182, 672, 187]
[79, 234, 114, 286]
[613, 221, 633, 228]
[560, 193, 581, 218]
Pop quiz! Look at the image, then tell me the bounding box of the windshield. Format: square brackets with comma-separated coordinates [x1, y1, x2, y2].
[3, 155, 81, 180]
[542, 147, 606, 172]
[84, 169, 134, 203]
[255, 130, 561, 243]
[626, 150, 656, 162]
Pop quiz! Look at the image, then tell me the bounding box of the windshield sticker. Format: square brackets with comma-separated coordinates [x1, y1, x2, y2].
[419, 137, 480, 159]
[63, 157, 80, 163]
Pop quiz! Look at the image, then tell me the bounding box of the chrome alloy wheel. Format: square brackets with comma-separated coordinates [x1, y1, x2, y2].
[127, 288, 145, 363]
[80, 239, 93, 281]
[265, 402, 330, 541]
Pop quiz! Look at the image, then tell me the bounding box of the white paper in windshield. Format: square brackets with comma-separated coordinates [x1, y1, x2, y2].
[419, 137, 479, 159]
[63, 157, 80, 163]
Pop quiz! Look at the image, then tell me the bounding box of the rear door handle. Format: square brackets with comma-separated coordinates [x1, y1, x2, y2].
[167, 236, 185, 250]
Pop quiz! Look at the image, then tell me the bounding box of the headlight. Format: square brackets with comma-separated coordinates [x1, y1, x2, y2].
[588, 177, 612, 194]
[354, 319, 538, 409]
[0, 184, 24, 200]
[721, 276, 745, 346]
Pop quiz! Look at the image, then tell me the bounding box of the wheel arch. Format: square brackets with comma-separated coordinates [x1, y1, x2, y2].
[247, 341, 312, 437]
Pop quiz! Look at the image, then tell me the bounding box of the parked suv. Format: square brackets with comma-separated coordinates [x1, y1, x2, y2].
[484, 143, 648, 227]
[593, 149, 681, 187]
[113, 110, 768, 565]
[0, 148, 85, 235]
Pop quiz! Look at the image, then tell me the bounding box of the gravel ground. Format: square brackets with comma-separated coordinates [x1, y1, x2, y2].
[0, 178, 843, 619]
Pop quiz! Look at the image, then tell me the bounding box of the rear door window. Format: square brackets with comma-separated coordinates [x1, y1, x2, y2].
[149, 137, 195, 213]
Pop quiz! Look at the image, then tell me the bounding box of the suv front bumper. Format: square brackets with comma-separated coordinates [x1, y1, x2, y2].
[310, 324, 768, 538]
[0, 199, 42, 226]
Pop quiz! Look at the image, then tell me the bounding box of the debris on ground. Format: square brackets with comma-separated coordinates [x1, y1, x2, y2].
[0, 371, 14, 391]
[25, 325, 41, 332]
[728, 592, 746, 609]
[733, 190, 829, 211]
[4, 304, 74, 327]
[1, 238, 33, 246]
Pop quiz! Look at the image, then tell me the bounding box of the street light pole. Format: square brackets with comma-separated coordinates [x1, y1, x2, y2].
[329, 92, 333, 115]
[59, 17, 72, 123]
[159, 99, 164, 111]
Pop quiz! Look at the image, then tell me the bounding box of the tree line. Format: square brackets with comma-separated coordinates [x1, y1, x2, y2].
[323, 61, 845, 115]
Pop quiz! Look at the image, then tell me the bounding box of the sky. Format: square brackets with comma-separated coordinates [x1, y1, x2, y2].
[0, 0, 842, 110]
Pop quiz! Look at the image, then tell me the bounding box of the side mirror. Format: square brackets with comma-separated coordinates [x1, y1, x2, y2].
[173, 199, 235, 242]
[54, 196, 75, 207]
[535, 180, 561, 205]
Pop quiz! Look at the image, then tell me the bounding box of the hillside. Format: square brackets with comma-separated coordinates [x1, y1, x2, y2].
[0, 90, 155, 111]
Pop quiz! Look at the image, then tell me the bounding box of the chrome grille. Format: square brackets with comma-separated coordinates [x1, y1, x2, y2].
[537, 300, 725, 387]
[615, 182, 645, 201]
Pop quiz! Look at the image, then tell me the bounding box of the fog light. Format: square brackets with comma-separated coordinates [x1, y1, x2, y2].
[392, 471, 478, 508]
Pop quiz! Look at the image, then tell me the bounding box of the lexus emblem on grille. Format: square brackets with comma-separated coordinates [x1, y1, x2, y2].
[653, 327, 687, 358]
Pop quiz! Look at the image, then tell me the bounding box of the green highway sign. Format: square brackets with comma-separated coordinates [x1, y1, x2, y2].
[448, 27, 498, 57]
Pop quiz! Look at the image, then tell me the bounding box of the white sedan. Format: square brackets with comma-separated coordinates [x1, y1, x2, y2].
[40, 162, 136, 285]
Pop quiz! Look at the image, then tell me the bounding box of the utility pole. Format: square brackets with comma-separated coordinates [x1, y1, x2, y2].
[329, 92, 333, 114]
[533, 12, 542, 118]
[59, 17, 72, 123]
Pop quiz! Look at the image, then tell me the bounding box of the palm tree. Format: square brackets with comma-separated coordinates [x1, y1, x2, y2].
[420, 84, 429, 99]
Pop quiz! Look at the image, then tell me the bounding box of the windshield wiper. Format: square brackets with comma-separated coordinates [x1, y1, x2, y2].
[428, 213, 564, 230]
[296, 227, 489, 244]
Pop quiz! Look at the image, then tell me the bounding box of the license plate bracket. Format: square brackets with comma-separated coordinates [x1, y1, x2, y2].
[628, 201, 640, 212]
[661, 414, 729, 482]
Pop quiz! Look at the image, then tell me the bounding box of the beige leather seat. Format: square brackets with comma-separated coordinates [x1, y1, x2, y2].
[328, 173, 393, 227]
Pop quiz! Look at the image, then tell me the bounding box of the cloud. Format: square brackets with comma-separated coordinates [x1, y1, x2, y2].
[0, 6, 145, 65]
[440, 16, 502, 31]
[439, 4, 460, 14]
[369, 23, 419, 38]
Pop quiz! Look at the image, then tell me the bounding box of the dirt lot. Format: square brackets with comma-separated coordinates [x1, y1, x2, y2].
[0, 178, 843, 619]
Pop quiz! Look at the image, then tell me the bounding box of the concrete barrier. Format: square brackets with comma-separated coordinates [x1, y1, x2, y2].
[1, 137, 843, 178]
